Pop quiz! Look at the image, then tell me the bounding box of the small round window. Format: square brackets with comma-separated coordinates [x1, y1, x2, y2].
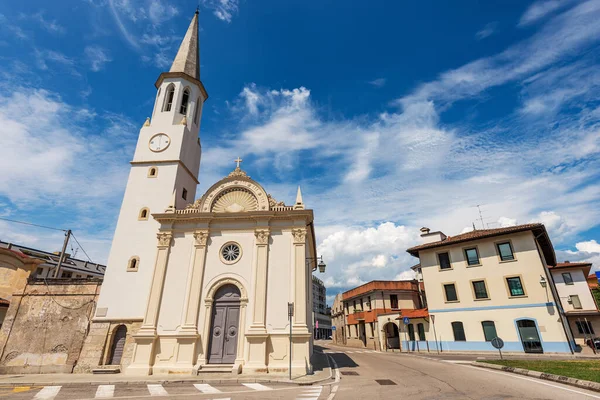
[220, 242, 241, 264]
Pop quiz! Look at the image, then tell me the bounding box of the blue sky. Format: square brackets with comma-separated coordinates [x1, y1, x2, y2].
[1, 0, 600, 304]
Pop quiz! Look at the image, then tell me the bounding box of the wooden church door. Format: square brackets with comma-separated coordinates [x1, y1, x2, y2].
[208, 285, 241, 364]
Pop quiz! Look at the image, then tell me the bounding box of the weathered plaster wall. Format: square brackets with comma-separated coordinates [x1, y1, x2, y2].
[0, 279, 101, 374]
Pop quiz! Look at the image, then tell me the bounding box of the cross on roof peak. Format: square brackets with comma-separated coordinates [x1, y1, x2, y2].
[234, 157, 243, 169]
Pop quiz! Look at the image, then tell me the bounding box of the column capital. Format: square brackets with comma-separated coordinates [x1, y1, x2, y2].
[254, 228, 270, 245]
[193, 230, 209, 247]
[291, 228, 307, 244]
[156, 232, 173, 248]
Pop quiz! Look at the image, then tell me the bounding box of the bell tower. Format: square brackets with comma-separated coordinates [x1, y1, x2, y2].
[95, 11, 208, 320]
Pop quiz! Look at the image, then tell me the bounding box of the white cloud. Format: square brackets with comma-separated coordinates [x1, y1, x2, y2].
[0, 87, 135, 224]
[148, 0, 178, 25]
[85, 46, 112, 72]
[203, 0, 240, 23]
[576, 240, 600, 254]
[519, 0, 566, 26]
[475, 22, 497, 40]
[23, 11, 66, 34]
[498, 217, 517, 227]
[557, 240, 600, 272]
[368, 78, 386, 88]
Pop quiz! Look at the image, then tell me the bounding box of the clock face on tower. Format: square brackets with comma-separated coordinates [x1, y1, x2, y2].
[149, 133, 171, 152]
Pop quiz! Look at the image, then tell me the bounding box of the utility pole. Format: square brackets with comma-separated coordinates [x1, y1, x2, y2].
[53, 229, 71, 278]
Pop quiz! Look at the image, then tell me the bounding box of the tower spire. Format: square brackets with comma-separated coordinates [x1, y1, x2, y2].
[170, 11, 200, 80]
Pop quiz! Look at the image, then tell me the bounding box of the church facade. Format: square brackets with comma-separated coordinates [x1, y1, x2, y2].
[76, 12, 320, 376]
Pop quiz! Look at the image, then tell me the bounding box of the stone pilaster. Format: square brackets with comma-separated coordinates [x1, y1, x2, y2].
[126, 232, 173, 375]
[292, 228, 307, 329]
[179, 230, 209, 332]
[244, 228, 270, 373]
[249, 228, 270, 330]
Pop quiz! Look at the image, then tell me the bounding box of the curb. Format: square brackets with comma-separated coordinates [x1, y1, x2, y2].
[0, 377, 326, 387]
[473, 362, 600, 393]
[0, 354, 333, 388]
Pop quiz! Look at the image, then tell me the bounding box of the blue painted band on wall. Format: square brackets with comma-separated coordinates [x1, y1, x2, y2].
[401, 340, 571, 353]
[429, 302, 555, 313]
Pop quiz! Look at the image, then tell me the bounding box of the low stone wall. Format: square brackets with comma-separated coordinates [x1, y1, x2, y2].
[74, 320, 141, 373]
[0, 278, 101, 374]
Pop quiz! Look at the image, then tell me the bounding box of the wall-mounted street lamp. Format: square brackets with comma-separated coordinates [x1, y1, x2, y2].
[307, 255, 326, 273]
[540, 275, 549, 302]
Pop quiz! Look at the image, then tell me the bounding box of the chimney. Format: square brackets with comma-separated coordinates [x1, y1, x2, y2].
[420, 227, 447, 244]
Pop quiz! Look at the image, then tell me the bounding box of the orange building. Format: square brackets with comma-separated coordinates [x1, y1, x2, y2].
[342, 280, 425, 350]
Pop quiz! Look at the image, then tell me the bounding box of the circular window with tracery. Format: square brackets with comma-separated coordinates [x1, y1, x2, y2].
[220, 242, 242, 264]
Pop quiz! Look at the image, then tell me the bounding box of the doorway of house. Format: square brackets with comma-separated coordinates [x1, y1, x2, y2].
[208, 285, 241, 364]
[384, 322, 400, 349]
[517, 319, 543, 353]
[358, 321, 367, 346]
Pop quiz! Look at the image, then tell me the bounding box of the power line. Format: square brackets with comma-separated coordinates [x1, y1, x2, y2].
[0, 216, 95, 263]
[69, 232, 93, 263]
[0, 217, 66, 232]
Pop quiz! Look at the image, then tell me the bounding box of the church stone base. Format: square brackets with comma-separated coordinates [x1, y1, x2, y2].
[74, 320, 141, 374]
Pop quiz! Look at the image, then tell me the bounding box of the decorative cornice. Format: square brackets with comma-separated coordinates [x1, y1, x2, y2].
[254, 229, 270, 245]
[267, 194, 285, 208]
[157, 232, 173, 248]
[193, 230, 209, 247]
[292, 228, 307, 244]
[228, 167, 249, 178]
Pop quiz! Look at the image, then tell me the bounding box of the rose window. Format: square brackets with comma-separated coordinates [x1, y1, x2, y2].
[221, 243, 241, 263]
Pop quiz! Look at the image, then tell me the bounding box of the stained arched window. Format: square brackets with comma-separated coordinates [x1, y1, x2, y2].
[180, 88, 190, 115]
[194, 97, 201, 124]
[127, 256, 139, 272]
[163, 84, 175, 112]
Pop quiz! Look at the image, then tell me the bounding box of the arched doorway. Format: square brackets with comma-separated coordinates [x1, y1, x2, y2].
[208, 285, 241, 364]
[107, 325, 127, 365]
[384, 322, 400, 349]
[517, 319, 543, 353]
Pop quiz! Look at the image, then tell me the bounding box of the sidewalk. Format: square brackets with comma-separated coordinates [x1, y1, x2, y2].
[0, 350, 332, 387]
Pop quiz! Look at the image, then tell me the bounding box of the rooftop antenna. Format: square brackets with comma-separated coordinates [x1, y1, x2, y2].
[477, 205, 485, 229]
[472, 222, 476, 231]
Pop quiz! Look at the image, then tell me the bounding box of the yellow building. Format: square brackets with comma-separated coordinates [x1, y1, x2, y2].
[407, 224, 574, 354]
[549, 261, 600, 352]
[0, 248, 43, 326]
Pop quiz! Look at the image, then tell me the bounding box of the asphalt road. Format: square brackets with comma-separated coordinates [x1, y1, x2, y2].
[1, 342, 599, 399]
[323, 342, 600, 399]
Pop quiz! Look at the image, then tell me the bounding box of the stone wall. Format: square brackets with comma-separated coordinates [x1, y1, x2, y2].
[0, 278, 101, 374]
[74, 320, 141, 373]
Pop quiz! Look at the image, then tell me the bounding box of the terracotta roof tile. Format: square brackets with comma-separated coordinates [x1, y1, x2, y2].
[550, 262, 593, 269]
[395, 308, 429, 320]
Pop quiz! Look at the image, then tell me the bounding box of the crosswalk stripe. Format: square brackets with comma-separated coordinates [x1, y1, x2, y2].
[95, 385, 115, 398]
[193, 383, 221, 393]
[296, 385, 322, 399]
[242, 383, 272, 391]
[147, 384, 168, 396]
[34, 386, 62, 400]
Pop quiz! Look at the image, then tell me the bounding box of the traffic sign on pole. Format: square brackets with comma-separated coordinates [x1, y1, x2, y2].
[403, 317, 410, 325]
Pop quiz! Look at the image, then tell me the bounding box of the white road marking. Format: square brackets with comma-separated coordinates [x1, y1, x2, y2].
[95, 385, 115, 398]
[147, 384, 168, 396]
[242, 383, 272, 391]
[296, 385, 322, 399]
[326, 354, 340, 400]
[458, 364, 600, 399]
[34, 386, 62, 400]
[442, 360, 473, 364]
[193, 383, 221, 394]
